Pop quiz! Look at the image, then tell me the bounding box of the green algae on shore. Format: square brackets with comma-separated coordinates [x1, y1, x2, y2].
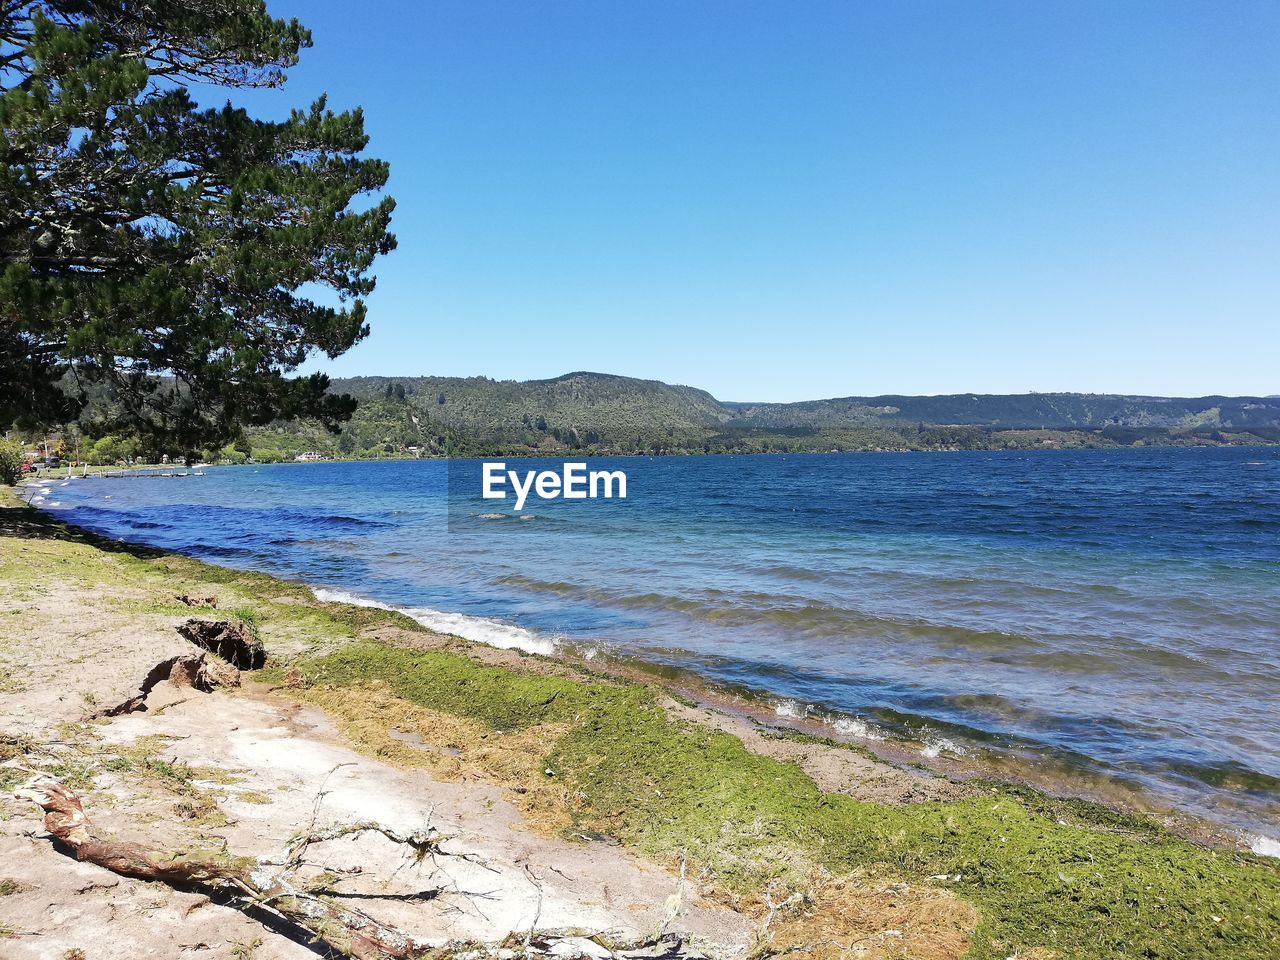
[274, 641, 1280, 960]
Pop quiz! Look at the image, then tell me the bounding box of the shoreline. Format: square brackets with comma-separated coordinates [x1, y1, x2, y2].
[21, 473, 1280, 852]
[158, 440, 1280, 466]
[5, 488, 1280, 958]
[307, 580, 1273, 855]
[19, 439, 1274, 483]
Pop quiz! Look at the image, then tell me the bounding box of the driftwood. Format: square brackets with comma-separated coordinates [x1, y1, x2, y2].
[15, 779, 430, 959]
[91, 653, 239, 718]
[16, 780, 241, 884]
[16, 782, 716, 959]
[178, 618, 265, 670]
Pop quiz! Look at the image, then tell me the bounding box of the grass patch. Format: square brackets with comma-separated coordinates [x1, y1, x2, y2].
[230, 937, 264, 960]
[0, 734, 33, 762]
[173, 794, 230, 827]
[100, 735, 241, 794]
[230, 606, 259, 635]
[284, 640, 1280, 960]
[40, 760, 98, 792]
[267, 639, 631, 732]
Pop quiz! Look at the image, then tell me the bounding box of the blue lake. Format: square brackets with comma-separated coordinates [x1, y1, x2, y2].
[37, 447, 1280, 838]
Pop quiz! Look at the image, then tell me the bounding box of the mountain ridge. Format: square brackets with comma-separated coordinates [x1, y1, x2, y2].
[235, 371, 1280, 461]
[327, 372, 1280, 430]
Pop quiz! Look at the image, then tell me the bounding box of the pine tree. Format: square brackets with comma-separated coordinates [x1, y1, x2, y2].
[0, 1, 395, 458]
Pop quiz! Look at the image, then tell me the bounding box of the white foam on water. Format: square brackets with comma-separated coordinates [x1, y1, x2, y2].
[773, 698, 808, 719]
[312, 587, 395, 611]
[829, 716, 886, 741]
[402, 606, 558, 656]
[1251, 834, 1280, 858]
[921, 737, 966, 759]
[311, 587, 558, 656]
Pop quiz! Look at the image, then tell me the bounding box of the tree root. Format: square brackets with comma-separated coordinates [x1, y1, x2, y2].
[178, 617, 265, 670]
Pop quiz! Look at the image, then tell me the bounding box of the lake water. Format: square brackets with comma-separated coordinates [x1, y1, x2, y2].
[36, 448, 1280, 843]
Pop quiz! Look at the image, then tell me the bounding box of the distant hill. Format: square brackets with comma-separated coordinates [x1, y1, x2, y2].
[333, 372, 728, 435]
[724, 393, 1280, 431]
[240, 373, 1280, 461]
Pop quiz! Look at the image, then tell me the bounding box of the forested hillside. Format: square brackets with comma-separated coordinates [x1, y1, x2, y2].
[726, 393, 1280, 431]
[339, 373, 726, 437]
[236, 373, 1280, 461]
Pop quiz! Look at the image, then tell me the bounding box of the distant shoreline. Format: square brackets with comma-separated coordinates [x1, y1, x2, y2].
[220, 437, 1280, 468]
[20, 440, 1279, 480]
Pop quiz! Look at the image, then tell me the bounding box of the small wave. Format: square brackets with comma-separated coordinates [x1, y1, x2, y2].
[313, 588, 396, 612]
[496, 574, 581, 597]
[773, 698, 810, 719]
[311, 587, 557, 656]
[828, 716, 885, 741]
[403, 606, 556, 655]
[921, 737, 968, 759]
[1251, 835, 1280, 858]
[777, 703, 887, 741]
[193, 544, 256, 558]
[279, 511, 392, 530]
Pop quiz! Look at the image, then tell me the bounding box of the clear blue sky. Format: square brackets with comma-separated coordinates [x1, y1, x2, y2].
[223, 1, 1278, 401]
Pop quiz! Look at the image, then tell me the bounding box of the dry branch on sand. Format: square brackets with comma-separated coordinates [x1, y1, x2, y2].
[15, 778, 444, 958]
[285, 820, 473, 872]
[13, 779, 715, 960]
